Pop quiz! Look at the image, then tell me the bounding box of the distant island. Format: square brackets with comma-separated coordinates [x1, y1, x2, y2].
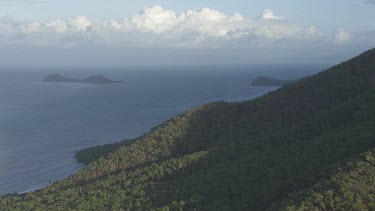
[42, 74, 123, 84]
[251, 76, 295, 86]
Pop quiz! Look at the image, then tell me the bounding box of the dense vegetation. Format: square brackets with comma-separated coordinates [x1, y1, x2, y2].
[75, 139, 134, 165]
[1, 49, 375, 210]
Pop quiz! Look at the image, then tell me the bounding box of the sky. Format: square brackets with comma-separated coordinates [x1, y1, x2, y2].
[0, 0, 374, 68]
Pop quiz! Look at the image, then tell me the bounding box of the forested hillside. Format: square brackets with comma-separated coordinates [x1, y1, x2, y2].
[1, 49, 375, 210]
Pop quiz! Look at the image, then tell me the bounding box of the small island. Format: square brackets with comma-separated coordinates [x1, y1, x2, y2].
[42, 74, 123, 84]
[251, 76, 295, 87]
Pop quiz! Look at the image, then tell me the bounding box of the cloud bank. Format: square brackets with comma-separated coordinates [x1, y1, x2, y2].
[0, 5, 341, 48]
[0, 5, 372, 68]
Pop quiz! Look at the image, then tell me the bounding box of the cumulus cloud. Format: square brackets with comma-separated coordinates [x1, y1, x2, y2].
[20, 21, 42, 34]
[70, 16, 91, 32]
[0, 5, 342, 48]
[335, 28, 350, 44]
[125, 5, 177, 33]
[45, 19, 69, 33]
[44, 16, 91, 33]
[259, 9, 284, 20]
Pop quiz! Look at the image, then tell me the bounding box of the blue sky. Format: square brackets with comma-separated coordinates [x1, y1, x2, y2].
[0, 0, 374, 67]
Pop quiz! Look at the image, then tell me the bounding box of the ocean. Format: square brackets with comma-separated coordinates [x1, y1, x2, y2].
[0, 65, 322, 194]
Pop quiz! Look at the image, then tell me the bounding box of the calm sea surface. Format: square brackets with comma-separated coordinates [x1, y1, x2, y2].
[0, 66, 322, 194]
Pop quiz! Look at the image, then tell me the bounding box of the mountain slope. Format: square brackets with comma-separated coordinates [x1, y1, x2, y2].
[1, 49, 375, 210]
[270, 149, 375, 210]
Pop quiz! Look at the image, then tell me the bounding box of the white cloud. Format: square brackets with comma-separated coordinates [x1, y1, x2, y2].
[43, 16, 91, 33]
[124, 5, 177, 33]
[45, 19, 68, 33]
[70, 16, 91, 32]
[335, 28, 350, 44]
[308, 27, 317, 34]
[259, 9, 284, 20]
[20, 21, 41, 34]
[104, 19, 122, 30]
[0, 5, 350, 48]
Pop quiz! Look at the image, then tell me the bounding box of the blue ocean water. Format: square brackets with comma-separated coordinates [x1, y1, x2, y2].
[0, 66, 321, 194]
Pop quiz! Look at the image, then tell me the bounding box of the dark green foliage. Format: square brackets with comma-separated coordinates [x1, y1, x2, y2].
[270, 150, 375, 211]
[75, 139, 134, 165]
[1, 48, 375, 210]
